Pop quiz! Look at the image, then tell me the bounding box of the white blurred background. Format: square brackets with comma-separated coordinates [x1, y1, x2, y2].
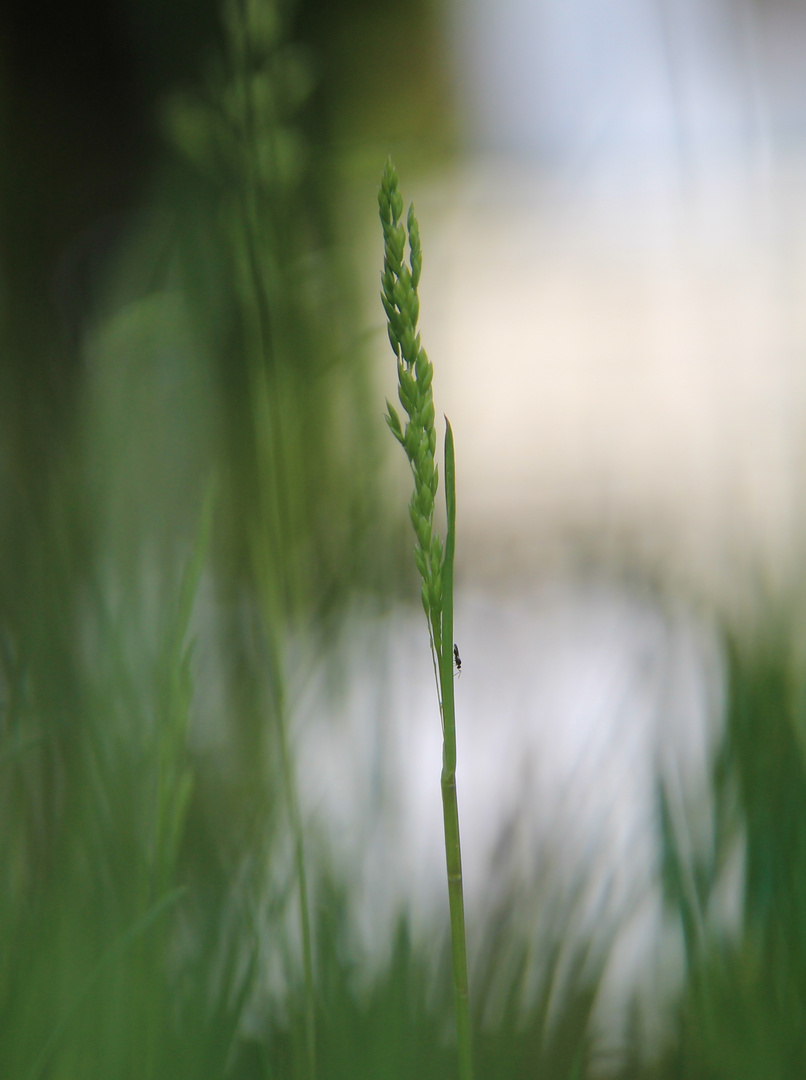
[389, 0, 806, 610]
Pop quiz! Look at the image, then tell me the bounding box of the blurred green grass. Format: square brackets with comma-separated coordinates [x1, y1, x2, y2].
[2, 0, 806, 1077]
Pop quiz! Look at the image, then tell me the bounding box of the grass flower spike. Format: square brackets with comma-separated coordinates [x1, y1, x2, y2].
[379, 158, 444, 658]
[379, 158, 474, 1080]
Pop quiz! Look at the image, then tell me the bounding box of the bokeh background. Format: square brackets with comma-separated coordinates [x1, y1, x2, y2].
[3, 0, 806, 1076]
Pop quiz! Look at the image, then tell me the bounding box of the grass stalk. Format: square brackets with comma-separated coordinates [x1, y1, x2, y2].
[256, 571, 316, 1080]
[438, 421, 473, 1080]
[379, 159, 474, 1080]
[220, 6, 318, 1072]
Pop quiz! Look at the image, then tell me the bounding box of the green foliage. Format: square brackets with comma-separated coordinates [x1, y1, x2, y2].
[7, 0, 806, 1075]
[631, 628, 806, 1079]
[163, 0, 381, 624]
[0, 0, 375, 1076]
[256, 881, 607, 1080]
[0, 496, 221, 1080]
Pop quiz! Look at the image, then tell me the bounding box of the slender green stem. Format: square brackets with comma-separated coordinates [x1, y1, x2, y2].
[270, 626, 316, 1080]
[438, 421, 473, 1080]
[230, 3, 317, 1068]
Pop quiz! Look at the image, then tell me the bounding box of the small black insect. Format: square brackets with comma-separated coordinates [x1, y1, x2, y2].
[453, 643, 462, 676]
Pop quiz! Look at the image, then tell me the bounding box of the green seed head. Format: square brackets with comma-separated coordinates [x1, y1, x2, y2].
[379, 159, 444, 646]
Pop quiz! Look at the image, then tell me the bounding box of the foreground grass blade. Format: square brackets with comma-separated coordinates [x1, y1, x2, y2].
[25, 887, 186, 1080]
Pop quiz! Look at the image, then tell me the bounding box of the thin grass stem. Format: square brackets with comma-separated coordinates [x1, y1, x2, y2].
[438, 421, 473, 1080]
[229, 1, 317, 1064]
